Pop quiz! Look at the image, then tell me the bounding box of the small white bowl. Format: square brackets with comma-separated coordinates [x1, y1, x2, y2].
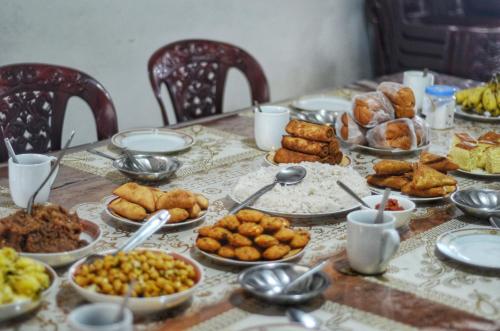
[68, 303, 133, 331]
[68, 248, 204, 315]
[361, 195, 416, 228]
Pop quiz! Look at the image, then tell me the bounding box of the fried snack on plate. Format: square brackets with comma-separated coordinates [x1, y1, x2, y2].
[284, 248, 303, 259]
[150, 188, 164, 202]
[109, 198, 147, 221]
[187, 204, 201, 218]
[197, 226, 213, 237]
[263, 244, 291, 260]
[113, 182, 156, 212]
[195, 194, 209, 210]
[228, 233, 253, 247]
[373, 160, 413, 175]
[285, 119, 334, 142]
[401, 183, 456, 197]
[238, 223, 264, 237]
[412, 164, 457, 190]
[273, 228, 296, 242]
[290, 231, 310, 248]
[156, 189, 196, 210]
[206, 227, 232, 241]
[366, 175, 410, 190]
[281, 136, 329, 157]
[236, 209, 264, 223]
[196, 237, 221, 253]
[167, 208, 190, 223]
[419, 151, 459, 173]
[254, 234, 279, 248]
[217, 246, 235, 259]
[260, 216, 287, 232]
[274, 148, 321, 164]
[234, 246, 261, 261]
[216, 215, 240, 231]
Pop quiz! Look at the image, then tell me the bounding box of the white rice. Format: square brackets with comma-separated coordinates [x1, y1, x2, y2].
[231, 162, 371, 214]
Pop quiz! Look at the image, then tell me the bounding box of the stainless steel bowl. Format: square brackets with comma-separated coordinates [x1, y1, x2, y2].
[238, 263, 330, 304]
[451, 189, 500, 219]
[291, 109, 338, 125]
[113, 155, 181, 182]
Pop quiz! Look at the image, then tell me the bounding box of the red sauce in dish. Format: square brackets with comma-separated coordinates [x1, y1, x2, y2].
[375, 198, 404, 211]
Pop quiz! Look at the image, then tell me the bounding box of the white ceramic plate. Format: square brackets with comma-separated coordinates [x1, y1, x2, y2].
[368, 185, 454, 202]
[436, 227, 500, 269]
[455, 106, 500, 123]
[291, 95, 352, 114]
[68, 249, 204, 314]
[228, 193, 359, 219]
[0, 262, 57, 321]
[454, 168, 500, 179]
[195, 245, 306, 267]
[347, 142, 430, 156]
[239, 323, 321, 331]
[103, 195, 207, 229]
[111, 128, 195, 154]
[21, 219, 102, 267]
[264, 151, 352, 167]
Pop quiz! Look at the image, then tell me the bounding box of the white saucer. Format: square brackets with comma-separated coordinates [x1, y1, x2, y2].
[291, 95, 351, 114]
[111, 128, 195, 154]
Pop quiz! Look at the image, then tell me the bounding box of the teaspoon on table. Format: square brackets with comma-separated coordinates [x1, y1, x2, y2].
[286, 308, 321, 329]
[337, 180, 370, 208]
[229, 165, 307, 214]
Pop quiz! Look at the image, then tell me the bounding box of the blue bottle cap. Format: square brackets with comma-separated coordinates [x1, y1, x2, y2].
[425, 85, 457, 97]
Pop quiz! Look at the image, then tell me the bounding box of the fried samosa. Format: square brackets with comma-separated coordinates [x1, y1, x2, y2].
[113, 182, 156, 212]
[285, 119, 333, 142]
[412, 164, 457, 190]
[419, 152, 459, 173]
[109, 198, 147, 221]
[373, 160, 413, 175]
[156, 189, 196, 210]
[401, 183, 456, 197]
[366, 174, 410, 190]
[167, 208, 190, 223]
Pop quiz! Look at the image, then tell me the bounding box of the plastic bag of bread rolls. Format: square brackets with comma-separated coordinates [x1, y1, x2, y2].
[366, 118, 417, 150]
[335, 112, 367, 145]
[352, 92, 395, 128]
[411, 116, 429, 146]
[377, 82, 415, 118]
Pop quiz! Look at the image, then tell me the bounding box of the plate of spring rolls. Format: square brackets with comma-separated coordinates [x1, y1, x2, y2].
[366, 152, 459, 202]
[103, 183, 209, 228]
[267, 119, 351, 166]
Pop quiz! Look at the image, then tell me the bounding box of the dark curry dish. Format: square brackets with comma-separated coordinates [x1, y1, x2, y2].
[0, 204, 87, 253]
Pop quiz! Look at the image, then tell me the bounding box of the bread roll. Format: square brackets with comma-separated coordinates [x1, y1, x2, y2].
[366, 119, 417, 150]
[352, 92, 395, 128]
[377, 82, 415, 109]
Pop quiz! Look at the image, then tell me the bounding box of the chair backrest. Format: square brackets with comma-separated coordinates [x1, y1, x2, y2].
[148, 39, 270, 125]
[0, 63, 118, 161]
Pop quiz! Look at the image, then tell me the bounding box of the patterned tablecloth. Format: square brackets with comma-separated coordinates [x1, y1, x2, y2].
[2, 89, 499, 331]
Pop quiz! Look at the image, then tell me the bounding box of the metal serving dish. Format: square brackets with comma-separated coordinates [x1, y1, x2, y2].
[113, 154, 181, 182]
[451, 189, 500, 219]
[238, 263, 330, 304]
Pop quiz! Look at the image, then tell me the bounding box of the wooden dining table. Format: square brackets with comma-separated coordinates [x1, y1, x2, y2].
[1, 72, 499, 331]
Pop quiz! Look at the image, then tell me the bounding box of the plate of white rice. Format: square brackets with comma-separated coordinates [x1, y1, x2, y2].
[230, 162, 371, 218]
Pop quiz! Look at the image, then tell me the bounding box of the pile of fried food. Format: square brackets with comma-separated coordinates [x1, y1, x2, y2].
[337, 82, 429, 150]
[448, 131, 500, 174]
[73, 250, 197, 297]
[274, 119, 344, 165]
[196, 209, 310, 262]
[0, 247, 50, 304]
[367, 152, 458, 197]
[109, 182, 208, 223]
[0, 204, 87, 253]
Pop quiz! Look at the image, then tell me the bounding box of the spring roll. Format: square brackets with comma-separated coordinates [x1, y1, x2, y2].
[366, 175, 410, 190]
[281, 136, 329, 157]
[274, 148, 320, 164]
[285, 120, 333, 142]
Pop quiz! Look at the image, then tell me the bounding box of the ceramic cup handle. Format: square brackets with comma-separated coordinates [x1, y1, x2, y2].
[380, 229, 400, 265]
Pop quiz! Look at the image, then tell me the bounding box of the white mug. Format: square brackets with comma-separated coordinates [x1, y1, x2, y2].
[8, 153, 58, 208]
[68, 303, 133, 331]
[403, 70, 435, 111]
[347, 210, 400, 275]
[254, 106, 290, 151]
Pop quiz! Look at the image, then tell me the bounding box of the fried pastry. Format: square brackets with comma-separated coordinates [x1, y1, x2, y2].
[206, 227, 232, 241]
[236, 210, 264, 223]
[167, 208, 190, 223]
[366, 175, 410, 190]
[262, 244, 291, 260]
[238, 223, 264, 237]
[377, 82, 415, 108]
[109, 198, 147, 221]
[217, 246, 236, 259]
[234, 246, 261, 261]
[197, 226, 212, 237]
[290, 231, 310, 248]
[274, 148, 321, 163]
[373, 160, 413, 175]
[216, 215, 240, 231]
[419, 152, 459, 173]
[284, 248, 303, 259]
[401, 183, 456, 197]
[285, 119, 334, 142]
[260, 216, 287, 232]
[254, 234, 279, 248]
[156, 189, 196, 210]
[113, 182, 156, 212]
[281, 136, 329, 157]
[187, 204, 201, 218]
[228, 233, 253, 247]
[196, 237, 221, 253]
[412, 164, 457, 190]
[195, 194, 209, 210]
[273, 228, 296, 242]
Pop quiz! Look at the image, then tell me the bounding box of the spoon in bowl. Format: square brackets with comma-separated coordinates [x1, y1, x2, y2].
[337, 180, 370, 208]
[229, 166, 307, 214]
[374, 188, 391, 224]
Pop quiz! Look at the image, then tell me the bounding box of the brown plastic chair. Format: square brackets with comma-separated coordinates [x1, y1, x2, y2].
[148, 39, 270, 125]
[0, 63, 118, 162]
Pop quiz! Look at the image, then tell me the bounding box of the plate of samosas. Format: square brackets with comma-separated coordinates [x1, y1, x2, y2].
[195, 209, 309, 266]
[104, 182, 209, 228]
[366, 152, 459, 201]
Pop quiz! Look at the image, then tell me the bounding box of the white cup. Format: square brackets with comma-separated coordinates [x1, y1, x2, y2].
[403, 70, 435, 111]
[68, 303, 133, 331]
[8, 153, 58, 208]
[347, 210, 400, 275]
[254, 106, 290, 151]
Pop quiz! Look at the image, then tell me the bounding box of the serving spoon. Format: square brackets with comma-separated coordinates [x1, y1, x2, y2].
[282, 260, 328, 294]
[286, 308, 321, 329]
[337, 180, 370, 208]
[229, 166, 307, 214]
[374, 188, 391, 224]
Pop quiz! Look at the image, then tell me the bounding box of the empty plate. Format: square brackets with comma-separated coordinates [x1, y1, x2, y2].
[436, 228, 500, 269]
[111, 128, 195, 154]
[291, 96, 351, 114]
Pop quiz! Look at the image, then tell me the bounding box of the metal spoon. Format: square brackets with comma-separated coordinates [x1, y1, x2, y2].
[0, 126, 19, 163]
[123, 148, 146, 172]
[489, 215, 500, 229]
[87, 148, 117, 161]
[283, 260, 328, 293]
[253, 100, 263, 113]
[26, 130, 76, 214]
[83, 210, 170, 265]
[286, 308, 321, 329]
[374, 188, 391, 224]
[337, 180, 370, 208]
[114, 280, 135, 323]
[229, 166, 307, 214]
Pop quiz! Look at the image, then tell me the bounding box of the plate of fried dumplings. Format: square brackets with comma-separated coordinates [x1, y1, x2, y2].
[366, 152, 459, 202]
[195, 209, 309, 266]
[104, 182, 209, 228]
